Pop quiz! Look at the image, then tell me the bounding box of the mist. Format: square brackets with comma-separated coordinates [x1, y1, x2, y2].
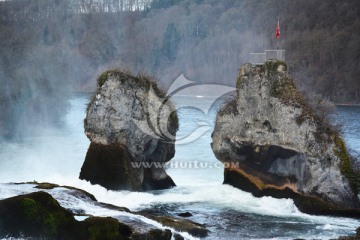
[1, 0, 360, 138]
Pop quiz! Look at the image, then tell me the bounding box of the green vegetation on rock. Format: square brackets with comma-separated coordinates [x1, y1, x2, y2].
[334, 135, 360, 197]
[0, 191, 136, 239]
[214, 60, 359, 213]
[86, 217, 122, 240]
[22, 197, 41, 221]
[96, 69, 165, 98]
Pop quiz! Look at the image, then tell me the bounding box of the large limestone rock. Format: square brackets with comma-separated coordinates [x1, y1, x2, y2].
[80, 70, 178, 191]
[212, 60, 360, 214]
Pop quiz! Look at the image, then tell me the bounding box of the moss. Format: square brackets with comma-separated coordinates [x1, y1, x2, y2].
[235, 75, 247, 96]
[0, 191, 136, 239]
[21, 193, 73, 237]
[34, 182, 59, 189]
[43, 212, 69, 237]
[85, 217, 125, 240]
[334, 135, 360, 196]
[263, 61, 336, 144]
[265, 60, 287, 77]
[22, 197, 41, 221]
[97, 69, 122, 88]
[96, 69, 166, 98]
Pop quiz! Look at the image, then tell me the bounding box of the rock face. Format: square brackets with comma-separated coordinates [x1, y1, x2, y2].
[0, 191, 133, 240]
[80, 70, 178, 191]
[211, 60, 360, 213]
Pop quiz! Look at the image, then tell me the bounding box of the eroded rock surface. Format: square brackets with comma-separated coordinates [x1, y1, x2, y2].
[80, 70, 178, 191]
[212, 60, 360, 213]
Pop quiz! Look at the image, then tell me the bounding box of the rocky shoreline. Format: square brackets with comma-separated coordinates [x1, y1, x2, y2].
[0, 182, 208, 240]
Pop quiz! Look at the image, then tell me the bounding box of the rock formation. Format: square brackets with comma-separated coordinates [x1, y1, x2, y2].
[80, 70, 178, 191]
[0, 189, 197, 240]
[211, 60, 360, 214]
[0, 191, 134, 240]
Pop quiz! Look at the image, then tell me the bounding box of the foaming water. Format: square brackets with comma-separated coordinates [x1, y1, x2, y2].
[0, 95, 360, 239]
[0, 94, 90, 182]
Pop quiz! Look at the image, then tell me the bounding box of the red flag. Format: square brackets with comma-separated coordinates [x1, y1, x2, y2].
[276, 20, 280, 39]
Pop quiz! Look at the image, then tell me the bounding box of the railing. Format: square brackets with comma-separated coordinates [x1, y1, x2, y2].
[249, 53, 266, 65]
[249, 49, 285, 65]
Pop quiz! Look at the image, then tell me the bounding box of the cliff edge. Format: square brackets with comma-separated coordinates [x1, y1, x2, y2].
[211, 60, 360, 215]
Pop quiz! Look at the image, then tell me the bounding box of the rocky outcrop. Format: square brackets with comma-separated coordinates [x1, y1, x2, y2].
[0, 190, 185, 240]
[80, 70, 178, 191]
[143, 214, 209, 238]
[211, 60, 360, 214]
[0, 191, 133, 240]
[1, 183, 209, 239]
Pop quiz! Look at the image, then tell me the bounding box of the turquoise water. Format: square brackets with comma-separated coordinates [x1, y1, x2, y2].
[0, 94, 359, 239]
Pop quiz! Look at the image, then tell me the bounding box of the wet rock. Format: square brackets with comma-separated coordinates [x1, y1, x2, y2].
[144, 215, 209, 237]
[173, 233, 185, 240]
[0, 191, 79, 239]
[34, 182, 59, 189]
[338, 227, 360, 240]
[80, 70, 178, 191]
[2, 183, 207, 240]
[82, 216, 132, 240]
[133, 228, 172, 240]
[177, 211, 193, 217]
[30, 181, 97, 201]
[0, 191, 135, 240]
[212, 60, 360, 214]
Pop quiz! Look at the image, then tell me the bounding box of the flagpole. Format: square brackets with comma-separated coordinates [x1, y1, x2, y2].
[277, 19, 279, 49]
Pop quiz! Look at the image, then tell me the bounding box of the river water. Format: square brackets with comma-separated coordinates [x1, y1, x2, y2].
[0, 94, 359, 239]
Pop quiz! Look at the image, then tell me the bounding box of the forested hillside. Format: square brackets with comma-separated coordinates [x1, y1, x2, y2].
[1, 0, 360, 137]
